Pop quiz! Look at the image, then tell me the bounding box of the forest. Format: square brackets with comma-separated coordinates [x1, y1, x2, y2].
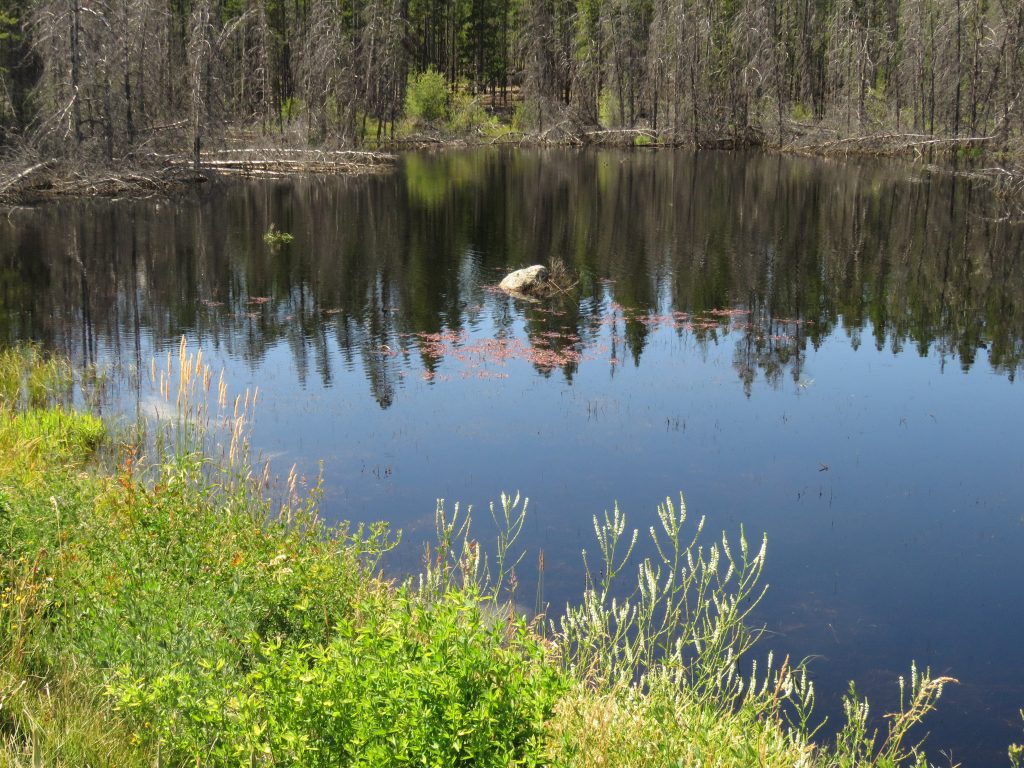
[1, 0, 1024, 160]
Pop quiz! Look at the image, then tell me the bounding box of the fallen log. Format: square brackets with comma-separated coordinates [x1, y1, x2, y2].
[0, 161, 52, 194]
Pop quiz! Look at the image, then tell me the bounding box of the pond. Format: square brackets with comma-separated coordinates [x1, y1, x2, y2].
[2, 148, 1023, 764]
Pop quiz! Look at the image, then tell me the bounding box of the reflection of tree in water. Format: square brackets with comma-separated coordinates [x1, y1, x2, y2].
[1, 150, 1023, 406]
[731, 311, 809, 397]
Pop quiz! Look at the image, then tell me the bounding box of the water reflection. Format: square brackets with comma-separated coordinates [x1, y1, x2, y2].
[3, 150, 1022, 402]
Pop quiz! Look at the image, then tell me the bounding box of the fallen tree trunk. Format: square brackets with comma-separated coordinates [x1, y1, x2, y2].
[0, 161, 52, 195]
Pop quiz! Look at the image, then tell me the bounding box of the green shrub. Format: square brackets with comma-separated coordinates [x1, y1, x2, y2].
[599, 88, 622, 128]
[511, 103, 527, 131]
[790, 102, 813, 122]
[1010, 712, 1024, 768]
[263, 223, 294, 245]
[0, 346, 561, 767]
[280, 97, 304, 123]
[448, 92, 491, 134]
[405, 68, 448, 123]
[0, 10, 17, 42]
[957, 145, 985, 160]
[109, 589, 563, 766]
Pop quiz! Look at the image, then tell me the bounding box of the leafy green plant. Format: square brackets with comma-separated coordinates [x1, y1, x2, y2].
[0, 10, 17, 53]
[956, 145, 985, 160]
[0, 346, 563, 767]
[598, 88, 622, 128]
[110, 587, 563, 767]
[280, 97, 304, 123]
[448, 92, 493, 134]
[1010, 711, 1023, 768]
[511, 103, 527, 132]
[263, 223, 294, 246]
[555, 496, 769, 693]
[405, 68, 448, 123]
[791, 102, 814, 122]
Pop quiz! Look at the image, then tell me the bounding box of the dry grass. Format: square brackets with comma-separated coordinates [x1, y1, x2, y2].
[547, 682, 814, 767]
[546, 257, 578, 294]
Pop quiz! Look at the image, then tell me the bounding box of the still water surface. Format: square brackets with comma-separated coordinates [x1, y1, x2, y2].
[2, 149, 1023, 764]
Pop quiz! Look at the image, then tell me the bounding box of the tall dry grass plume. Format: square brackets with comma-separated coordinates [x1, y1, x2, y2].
[147, 335, 262, 489]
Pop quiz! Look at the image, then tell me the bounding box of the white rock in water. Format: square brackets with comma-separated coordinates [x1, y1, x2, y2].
[499, 265, 550, 295]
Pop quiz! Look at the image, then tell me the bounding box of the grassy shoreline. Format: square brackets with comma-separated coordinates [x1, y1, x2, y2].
[0, 344, 984, 766]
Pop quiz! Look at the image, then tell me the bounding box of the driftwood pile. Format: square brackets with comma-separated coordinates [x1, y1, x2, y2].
[785, 129, 1006, 158]
[963, 166, 1024, 222]
[0, 148, 398, 204]
[0, 162, 205, 203]
[170, 148, 396, 178]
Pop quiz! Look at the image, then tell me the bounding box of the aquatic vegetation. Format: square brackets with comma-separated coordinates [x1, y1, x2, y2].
[0, 345, 72, 410]
[263, 223, 294, 246]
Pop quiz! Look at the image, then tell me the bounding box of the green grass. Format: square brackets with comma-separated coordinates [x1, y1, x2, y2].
[0, 344, 958, 767]
[0, 345, 72, 411]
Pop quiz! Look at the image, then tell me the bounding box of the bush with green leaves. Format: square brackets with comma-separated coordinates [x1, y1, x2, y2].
[448, 93, 493, 134]
[405, 68, 449, 124]
[109, 588, 562, 766]
[1010, 712, 1024, 768]
[263, 223, 294, 245]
